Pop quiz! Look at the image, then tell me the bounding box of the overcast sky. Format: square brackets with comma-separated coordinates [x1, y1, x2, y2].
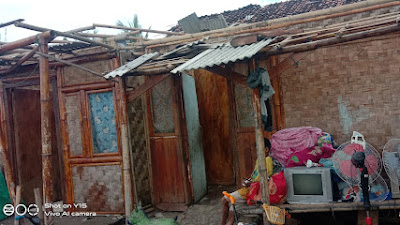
[1, 0, 283, 42]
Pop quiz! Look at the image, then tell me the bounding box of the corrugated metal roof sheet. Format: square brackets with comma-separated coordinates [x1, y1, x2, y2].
[49, 42, 94, 53]
[178, 13, 227, 34]
[171, 38, 274, 74]
[103, 52, 159, 79]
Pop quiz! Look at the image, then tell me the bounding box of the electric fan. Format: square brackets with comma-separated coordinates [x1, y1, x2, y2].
[382, 139, 400, 198]
[332, 131, 388, 225]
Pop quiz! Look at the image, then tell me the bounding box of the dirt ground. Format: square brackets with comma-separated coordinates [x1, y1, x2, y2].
[1, 185, 258, 225]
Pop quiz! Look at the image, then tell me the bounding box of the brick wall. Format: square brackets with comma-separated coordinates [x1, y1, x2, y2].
[279, 33, 400, 152]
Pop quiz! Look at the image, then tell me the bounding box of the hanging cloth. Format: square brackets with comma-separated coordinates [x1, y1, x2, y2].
[247, 67, 275, 131]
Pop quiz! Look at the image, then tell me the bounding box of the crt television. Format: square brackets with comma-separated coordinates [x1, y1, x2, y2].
[284, 167, 333, 204]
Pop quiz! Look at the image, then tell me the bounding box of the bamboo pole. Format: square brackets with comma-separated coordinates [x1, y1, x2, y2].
[264, 0, 398, 26]
[0, 31, 55, 54]
[38, 34, 54, 225]
[264, 22, 400, 55]
[66, 25, 96, 33]
[14, 22, 115, 50]
[115, 75, 133, 223]
[0, 19, 24, 29]
[35, 51, 106, 78]
[106, 31, 141, 42]
[141, 1, 400, 48]
[93, 23, 184, 36]
[74, 33, 113, 38]
[0, 82, 16, 206]
[14, 185, 22, 225]
[34, 188, 44, 222]
[252, 90, 270, 204]
[251, 88, 271, 225]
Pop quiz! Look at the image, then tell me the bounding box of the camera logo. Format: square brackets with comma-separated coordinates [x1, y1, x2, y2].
[2, 204, 39, 217]
[3, 204, 14, 216]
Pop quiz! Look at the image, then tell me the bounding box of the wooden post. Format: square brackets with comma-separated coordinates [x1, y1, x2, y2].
[14, 185, 22, 225]
[38, 34, 54, 225]
[51, 77, 66, 202]
[34, 188, 44, 222]
[251, 89, 271, 225]
[115, 70, 133, 222]
[0, 82, 16, 205]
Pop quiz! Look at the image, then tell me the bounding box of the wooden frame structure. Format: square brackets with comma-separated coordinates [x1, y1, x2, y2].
[2, 1, 400, 225]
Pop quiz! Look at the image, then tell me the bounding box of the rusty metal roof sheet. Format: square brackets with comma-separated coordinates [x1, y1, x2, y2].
[103, 52, 159, 79]
[171, 38, 274, 74]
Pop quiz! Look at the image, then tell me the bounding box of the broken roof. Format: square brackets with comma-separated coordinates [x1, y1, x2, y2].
[170, 0, 367, 32]
[171, 38, 275, 74]
[1, 0, 399, 77]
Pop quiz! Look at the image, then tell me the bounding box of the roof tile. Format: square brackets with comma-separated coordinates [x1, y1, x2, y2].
[170, 0, 366, 32]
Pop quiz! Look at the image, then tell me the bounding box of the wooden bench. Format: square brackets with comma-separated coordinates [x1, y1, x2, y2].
[236, 199, 400, 225]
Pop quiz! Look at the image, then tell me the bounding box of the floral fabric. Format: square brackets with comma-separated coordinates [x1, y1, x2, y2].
[89, 92, 118, 154]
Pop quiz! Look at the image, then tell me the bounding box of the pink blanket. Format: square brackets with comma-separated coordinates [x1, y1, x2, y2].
[270, 126, 322, 166]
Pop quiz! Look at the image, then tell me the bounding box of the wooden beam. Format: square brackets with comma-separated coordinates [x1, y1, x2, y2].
[14, 22, 115, 50]
[51, 76, 66, 202]
[269, 56, 285, 131]
[35, 51, 109, 79]
[66, 25, 95, 33]
[0, 19, 24, 29]
[238, 199, 400, 214]
[93, 23, 184, 36]
[0, 31, 55, 54]
[265, 23, 400, 55]
[106, 31, 141, 42]
[206, 67, 247, 85]
[126, 74, 170, 102]
[141, 1, 400, 48]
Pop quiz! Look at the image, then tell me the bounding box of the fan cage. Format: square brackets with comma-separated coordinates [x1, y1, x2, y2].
[333, 141, 382, 185]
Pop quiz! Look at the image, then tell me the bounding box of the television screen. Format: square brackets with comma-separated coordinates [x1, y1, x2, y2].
[293, 174, 323, 195]
[285, 167, 333, 204]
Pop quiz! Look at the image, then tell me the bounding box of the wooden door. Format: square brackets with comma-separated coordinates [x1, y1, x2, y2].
[193, 69, 234, 185]
[10, 88, 61, 204]
[229, 82, 258, 187]
[147, 75, 190, 211]
[60, 86, 125, 213]
[229, 79, 281, 188]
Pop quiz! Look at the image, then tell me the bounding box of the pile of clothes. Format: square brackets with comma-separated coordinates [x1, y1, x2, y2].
[270, 126, 336, 168]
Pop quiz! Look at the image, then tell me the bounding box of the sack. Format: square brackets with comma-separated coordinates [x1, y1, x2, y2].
[246, 182, 261, 206]
[246, 171, 287, 205]
[269, 171, 287, 204]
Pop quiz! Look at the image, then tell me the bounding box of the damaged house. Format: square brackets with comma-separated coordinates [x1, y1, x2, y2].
[1, 0, 400, 224]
